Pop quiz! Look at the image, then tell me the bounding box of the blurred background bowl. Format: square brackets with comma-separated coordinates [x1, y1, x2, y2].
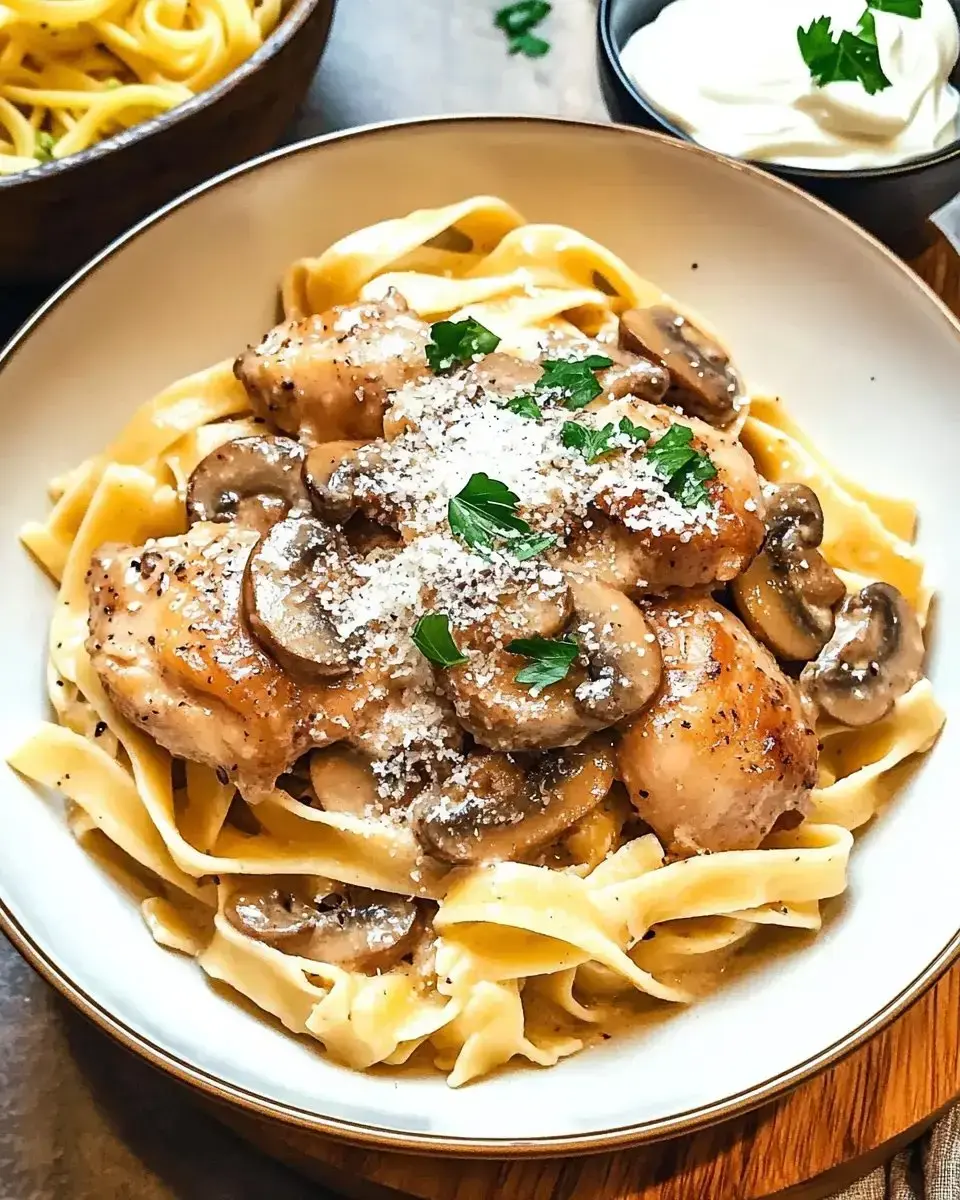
[0, 0, 336, 286]
[597, 0, 960, 255]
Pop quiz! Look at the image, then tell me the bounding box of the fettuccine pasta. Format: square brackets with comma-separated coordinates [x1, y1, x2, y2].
[0, 0, 281, 172]
[9, 197, 944, 1087]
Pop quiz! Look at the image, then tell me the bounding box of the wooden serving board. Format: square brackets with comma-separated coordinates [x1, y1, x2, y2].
[209, 229, 960, 1200]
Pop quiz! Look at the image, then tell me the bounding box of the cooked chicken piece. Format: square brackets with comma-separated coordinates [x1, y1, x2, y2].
[617, 594, 818, 854]
[234, 290, 430, 445]
[566, 401, 765, 595]
[86, 523, 368, 803]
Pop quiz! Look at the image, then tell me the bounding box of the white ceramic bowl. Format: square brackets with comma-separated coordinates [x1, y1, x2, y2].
[0, 117, 957, 1156]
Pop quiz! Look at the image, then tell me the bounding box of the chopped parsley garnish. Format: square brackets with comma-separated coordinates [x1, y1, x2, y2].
[645, 425, 718, 507]
[504, 394, 543, 422]
[507, 634, 579, 690]
[495, 0, 551, 56]
[35, 132, 56, 163]
[509, 533, 558, 561]
[426, 318, 501, 373]
[448, 472, 556, 559]
[798, 0, 921, 95]
[536, 355, 613, 411]
[619, 416, 651, 444]
[561, 420, 616, 463]
[412, 613, 469, 668]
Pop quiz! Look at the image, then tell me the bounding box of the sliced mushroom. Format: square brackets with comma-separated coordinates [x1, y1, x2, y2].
[242, 515, 352, 678]
[186, 436, 310, 534]
[568, 579, 662, 722]
[309, 745, 380, 815]
[302, 439, 368, 525]
[412, 735, 615, 865]
[619, 306, 742, 427]
[598, 359, 670, 404]
[465, 352, 543, 397]
[799, 582, 924, 726]
[224, 878, 421, 973]
[732, 483, 845, 662]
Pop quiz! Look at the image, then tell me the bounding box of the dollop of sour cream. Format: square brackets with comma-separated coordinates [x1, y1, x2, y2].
[620, 0, 960, 169]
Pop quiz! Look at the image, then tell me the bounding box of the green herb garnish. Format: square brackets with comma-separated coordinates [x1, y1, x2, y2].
[507, 634, 579, 690]
[412, 613, 469, 668]
[504, 395, 543, 422]
[426, 318, 501, 373]
[619, 416, 651, 444]
[645, 425, 717, 507]
[495, 0, 551, 56]
[536, 355, 613, 411]
[869, 0, 921, 15]
[561, 420, 617, 463]
[34, 132, 56, 163]
[447, 472, 556, 559]
[797, 6, 897, 94]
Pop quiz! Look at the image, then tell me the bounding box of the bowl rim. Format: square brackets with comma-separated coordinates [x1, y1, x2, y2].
[0, 0, 331, 189]
[597, 0, 960, 181]
[2, 113, 960, 1157]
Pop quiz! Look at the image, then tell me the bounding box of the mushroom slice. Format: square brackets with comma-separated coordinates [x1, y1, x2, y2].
[309, 745, 379, 815]
[619, 306, 742, 427]
[598, 359, 670, 404]
[732, 483, 845, 662]
[302, 439, 369, 525]
[242, 515, 351, 678]
[186, 435, 310, 534]
[569, 580, 662, 722]
[223, 878, 421, 973]
[412, 736, 614, 865]
[799, 582, 924, 727]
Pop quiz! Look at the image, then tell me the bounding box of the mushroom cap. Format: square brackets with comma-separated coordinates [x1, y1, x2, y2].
[619, 306, 742, 427]
[412, 736, 615, 865]
[302, 439, 369, 525]
[223, 878, 421, 973]
[186, 435, 310, 534]
[800, 582, 924, 727]
[598, 359, 670, 404]
[568, 579, 662, 723]
[732, 483, 845, 662]
[242, 515, 352, 679]
[309, 745, 380, 815]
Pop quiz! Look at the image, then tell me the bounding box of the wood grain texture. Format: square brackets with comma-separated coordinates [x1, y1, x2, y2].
[203, 229, 960, 1200]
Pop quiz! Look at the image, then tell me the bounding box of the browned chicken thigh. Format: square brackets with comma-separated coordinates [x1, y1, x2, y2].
[234, 290, 430, 445]
[86, 523, 363, 802]
[618, 594, 818, 854]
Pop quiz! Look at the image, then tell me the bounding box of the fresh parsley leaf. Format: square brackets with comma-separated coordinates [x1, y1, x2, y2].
[509, 31, 550, 55]
[426, 318, 501, 373]
[645, 424, 696, 476]
[504, 394, 543, 422]
[412, 613, 469, 668]
[797, 11, 891, 94]
[645, 425, 717, 507]
[508, 532, 558, 561]
[619, 416, 651, 444]
[668, 454, 718, 507]
[536, 355, 613, 411]
[507, 634, 579, 690]
[448, 472, 530, 550]
[495, 0, 550, 34]
[561, 420, 617, 463]
[34, 132, 56, 163]
[868, 0, 921, 15]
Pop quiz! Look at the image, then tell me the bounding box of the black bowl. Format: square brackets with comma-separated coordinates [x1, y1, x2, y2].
[598, 0, 960, 255]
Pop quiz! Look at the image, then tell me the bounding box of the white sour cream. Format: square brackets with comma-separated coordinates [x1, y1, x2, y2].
[620, 0, 960, 169]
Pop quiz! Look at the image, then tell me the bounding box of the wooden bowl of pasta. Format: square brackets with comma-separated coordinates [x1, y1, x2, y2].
[0, 117, 955, 1155]
[0, 0, 335, 284]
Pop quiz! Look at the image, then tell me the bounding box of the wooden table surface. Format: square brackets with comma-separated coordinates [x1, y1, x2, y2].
[1, 3, 959, 1198]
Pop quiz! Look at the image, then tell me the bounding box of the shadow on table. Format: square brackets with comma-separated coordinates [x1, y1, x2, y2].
[60, 997, 331, 1200]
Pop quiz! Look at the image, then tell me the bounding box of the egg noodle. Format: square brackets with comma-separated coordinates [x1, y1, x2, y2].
[0, 0, 280, 172]
[9, 197, 944, 1086]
